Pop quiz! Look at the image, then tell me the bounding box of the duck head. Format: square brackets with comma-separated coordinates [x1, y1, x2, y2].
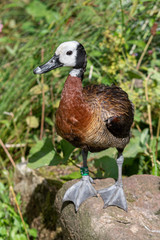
[33, 41, 87, 77]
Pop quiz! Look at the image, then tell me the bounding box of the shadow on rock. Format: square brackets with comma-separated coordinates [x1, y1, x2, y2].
[14, 162, 63, 240]
[25, 178, 62, 230]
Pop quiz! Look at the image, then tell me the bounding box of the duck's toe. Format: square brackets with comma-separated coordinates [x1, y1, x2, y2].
[63, 175, 97, 211]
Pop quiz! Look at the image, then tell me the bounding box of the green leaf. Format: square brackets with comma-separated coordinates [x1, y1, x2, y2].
[124, 136, 144, 158]
[26, 116, 39, 128]
[89, 148, 116, 159]
[46, 11, 60, 24]
[90, 50, 102, 57]
[0, 182, 5, 193]
[0, 226, 7, 236]
[128, 40, 145, 48]
[61, 140, 75, 164]
[61, 171, 81, 180]
[5, 44, 18, 56]
[0, 120, 10, 128]
[29, 84, 49, 95]
[150, 138, 159, 176]
[127, 70, 142, 79]
[151, 165, 158, 176]
[21, 22, 35, 33]
[28, 228, 37, 238]
[28, 138, 58, 169]
[2, 203, 19, 217]
[134, 110, 142, 122]
[140, 128, 149, 145]
[148, 68, 160, 82]
[26, 0, 58, 24]
[10, 226, 19, 239]
[45, 117, 54, 127]
[14, 234, 27, 240]
[26, 0, 48, 18]
[95, 156, 118, 179]
[0, 36, 12, 43]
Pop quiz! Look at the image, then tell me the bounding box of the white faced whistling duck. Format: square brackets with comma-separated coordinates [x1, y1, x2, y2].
[34, 41, 134, 212]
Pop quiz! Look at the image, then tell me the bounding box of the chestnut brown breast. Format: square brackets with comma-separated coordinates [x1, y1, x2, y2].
[55, 76, 134, 152]
[55, 75, 93, 148]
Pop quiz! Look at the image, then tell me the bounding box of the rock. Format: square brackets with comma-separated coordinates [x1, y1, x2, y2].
[14, 162, 63, 240]
[55, 175, 160, 240]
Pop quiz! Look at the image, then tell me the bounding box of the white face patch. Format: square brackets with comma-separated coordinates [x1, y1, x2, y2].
[55, 41, 79, 67]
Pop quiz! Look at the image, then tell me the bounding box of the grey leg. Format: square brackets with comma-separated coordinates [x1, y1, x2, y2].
[98, 152, 127, 211]
[116, 151, 124, 187]
[63, 149, 97, 211]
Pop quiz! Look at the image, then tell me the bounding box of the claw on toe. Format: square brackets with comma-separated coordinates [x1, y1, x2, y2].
[98, 184, 127, 211]
[63, 176, 97, 211]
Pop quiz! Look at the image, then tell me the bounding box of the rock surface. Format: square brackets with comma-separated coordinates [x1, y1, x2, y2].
[55, 175, 160, 240]
[14, 162, 63, 240]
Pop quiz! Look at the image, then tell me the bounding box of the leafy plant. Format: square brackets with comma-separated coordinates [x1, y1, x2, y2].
[28, 138, 75, 169]
[0, 182, 37, 240]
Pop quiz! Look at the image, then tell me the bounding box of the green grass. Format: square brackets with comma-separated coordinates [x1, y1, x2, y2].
[0, 180, 37, 240]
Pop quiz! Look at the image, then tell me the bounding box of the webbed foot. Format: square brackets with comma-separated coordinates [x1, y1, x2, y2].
[63, 175, 97, 211]
[98, 182, 127, 211]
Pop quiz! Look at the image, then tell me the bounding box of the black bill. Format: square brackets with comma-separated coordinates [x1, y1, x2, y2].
[33, 54, 63, 74]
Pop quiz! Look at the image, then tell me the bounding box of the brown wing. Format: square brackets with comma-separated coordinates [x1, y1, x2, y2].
[83, 84, 134, 138]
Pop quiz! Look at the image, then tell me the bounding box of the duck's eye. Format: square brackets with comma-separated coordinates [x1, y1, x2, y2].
[66, 51, 73, 55]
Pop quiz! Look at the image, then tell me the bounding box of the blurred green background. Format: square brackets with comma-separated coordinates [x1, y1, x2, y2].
[0, 0, 160, 239]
